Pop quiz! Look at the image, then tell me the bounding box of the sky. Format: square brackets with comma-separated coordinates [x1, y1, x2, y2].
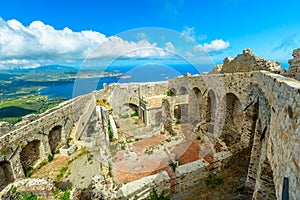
[0, 0, 300, 69]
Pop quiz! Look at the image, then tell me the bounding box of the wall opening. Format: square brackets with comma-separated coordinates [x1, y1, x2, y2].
[177, 86, 189, 123]
[20, 140, 41, 169]
[178, 86, 188, 95]
[0, 161, 14, 190]
[169, 87, 176, 96]
[220, 93, 243, 147]
[206, 90, 216, 133]
[192, 87, 202, 123]
[48, 125, 62, 154]
[122, 103, 139, 117]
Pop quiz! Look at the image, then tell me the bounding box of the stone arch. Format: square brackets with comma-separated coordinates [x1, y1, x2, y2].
[174, 86, 189, 124]
[48, 125, 62, 154]
[206, 89, 216, 122]
[169, 87, 176, 96]
[220, 93, 243, 147]
[178, 86, 188, 95]
[20, 140, 41, 169]
[190, 87, 202, 122]
[122, 103, 139, 115]
[0, 160, 14, 190]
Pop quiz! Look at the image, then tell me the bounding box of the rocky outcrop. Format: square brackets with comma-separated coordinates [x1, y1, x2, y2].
[210, 48, 283, 74]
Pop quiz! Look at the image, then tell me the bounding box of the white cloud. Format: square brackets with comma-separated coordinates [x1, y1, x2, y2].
[194, 39, 230, 53]
[180, 26, 196, 42]
[164, 42, 176, 53]
[0, 18, 173, 68]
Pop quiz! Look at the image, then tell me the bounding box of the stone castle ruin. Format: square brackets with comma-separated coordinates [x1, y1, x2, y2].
[0, 48, 300, 199]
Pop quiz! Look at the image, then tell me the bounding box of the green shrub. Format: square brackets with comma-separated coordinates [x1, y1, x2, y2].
[48, 154, 54, 162]
[166, 89, 174, 96]
[11, 187, 17, 193]
[17, 192, 37, 200]
[23, 167, 33, 178]
[121, 145, 125, 150]
[108, 161, 113, 177]
[196, 136, 201, 140]
[108, 119, 113, 141]
[67, 138, 72, 145]
[120, 114, 129, 118]
[57, 166, 68, 180]
[59, 190, 70, 200]
[205, 173, 224, 188]
[38, 160, 48, 169]
[131, 111, 138, 117]
[148, 188, 169, 200]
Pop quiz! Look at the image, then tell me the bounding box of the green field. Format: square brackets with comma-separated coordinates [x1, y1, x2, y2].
[0, 96, 66, 124]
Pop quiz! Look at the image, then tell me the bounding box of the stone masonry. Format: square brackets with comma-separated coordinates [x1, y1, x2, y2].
[0, 49, 300, 199]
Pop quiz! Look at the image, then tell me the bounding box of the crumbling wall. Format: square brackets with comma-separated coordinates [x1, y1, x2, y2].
[0, 93, 93, 181]
[210, 48, 282, 74]
[287, 48, 300, 81]
[103, 81, 168, 116]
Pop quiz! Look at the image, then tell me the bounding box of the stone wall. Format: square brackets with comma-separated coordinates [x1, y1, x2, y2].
[1, 48, 300, 199]
[101, 81, 168, 116]
[0, 93, 93, 188]
[0, 178, 55, 199]
[92, 171, 171, 199]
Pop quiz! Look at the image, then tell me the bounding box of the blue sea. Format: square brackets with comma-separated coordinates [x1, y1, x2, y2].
[39, 64, 212, 99]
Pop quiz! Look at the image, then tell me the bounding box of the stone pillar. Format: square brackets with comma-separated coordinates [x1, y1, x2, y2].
[10, 153, 25, 179]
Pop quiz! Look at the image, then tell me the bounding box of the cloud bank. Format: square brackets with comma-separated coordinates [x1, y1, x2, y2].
[0, 18, 230, 68]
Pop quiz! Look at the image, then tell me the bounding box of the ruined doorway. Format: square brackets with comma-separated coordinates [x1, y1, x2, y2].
[0, 161, 14, 190]
[122, 103, 139, 117]
[20, 140, 41, 169]
[49, 125, 62, 154]
[220, 93, 243, 147]
[206, 90, 216, 133]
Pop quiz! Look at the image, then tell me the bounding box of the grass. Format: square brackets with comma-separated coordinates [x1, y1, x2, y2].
[57, 166, 68, 180]
[54, 184, 72, 200]
[120, 114, 129, 118]
[17, 192, 37, 200]
[37, 160, 48, 170]
[23, 166, 33, 178]
[0, 96, 66, 124]
[148, 188, 170, 200]
[130, 111, 138, 117]
[108, 161, 113, 177]
[108, 119, 113, 141]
